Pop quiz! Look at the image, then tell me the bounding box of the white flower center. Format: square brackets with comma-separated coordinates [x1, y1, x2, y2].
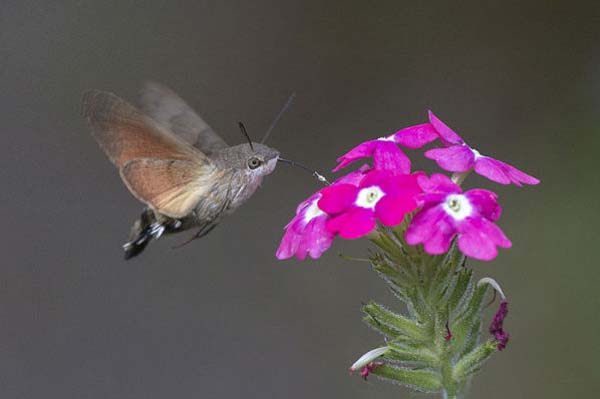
[471, 148, 482, 160]
[442, 194, 472, 221]
[377, 135, 395, 142]
[303, 200, 325, 224]
[355, 186, 385, 209]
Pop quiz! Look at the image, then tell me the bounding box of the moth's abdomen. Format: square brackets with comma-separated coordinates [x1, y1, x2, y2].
[191, 178, 234, 222]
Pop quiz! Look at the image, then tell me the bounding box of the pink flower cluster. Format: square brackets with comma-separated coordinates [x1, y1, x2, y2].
[276, 111, 539, 261]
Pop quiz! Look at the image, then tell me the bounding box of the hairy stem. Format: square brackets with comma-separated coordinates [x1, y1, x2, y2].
[363, 227, 497, 398]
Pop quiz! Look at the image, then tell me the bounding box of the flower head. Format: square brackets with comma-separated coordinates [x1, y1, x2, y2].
[393, 123, 439, 148]
[406, 174, 511, 260]
[332, 123, 440, 174]
[319, 170, 422, 239]
[424, 111, 540, 186]
[333, 138, 410, 174]
[276, 168, 367, 260]
[276, 192, 333, 260]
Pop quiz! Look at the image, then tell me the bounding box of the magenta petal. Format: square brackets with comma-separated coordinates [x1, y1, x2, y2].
[474, 157, 540, 186]
[499, 161, 540, 185]
[333, 141, 377, 172]
[325, 212, 349, 234]
[427, 111, 464, 145]
[318, 184, 357, 214]
[372, 141, 411, 174]
[294, 193, 321, 217]
[464, 189, 502, 221]
[276, 216, 334, 260]
[334, 167, 368, 186]
[387, 173, 422, 197]
[472, 157, 511, 185]
[327, 208, 376, 239]
[392, 123, 439, 148]
[417, 173, 462, 194]
[417, 192, 448, 207]
[425, 145, 475, 172]
[277, 194, 334, 260]
[303, 217, 335, 259]
[360, 169, 393, 189]
[362, 171, 421, 198]
[406, 206, 455, 254]
[457, 217, 512, 261]
[276, 228, 303, 260]
[375, 195, 415, 226]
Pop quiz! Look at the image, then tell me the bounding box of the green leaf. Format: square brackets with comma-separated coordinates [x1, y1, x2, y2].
[455, 283, 489, 324]
[446, 269, 472, 314]
[372, 365, 442, 392]
[385, 343, 439, 367]
[449, 283, 489, 353]
[453, 341, 497, 381]
[370, 230, 407, 265]
[404, 285, 430, 323]
[363, 315, 405, 340]
[371, 254, 414, 291]
[431, 244, 464, 299]
[363, 302, 426, 341]
[459, 319, 482, 357]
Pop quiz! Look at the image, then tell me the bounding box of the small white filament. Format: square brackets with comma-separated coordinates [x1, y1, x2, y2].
[477, 277, 506, 300]
[349, 347, 389, 371]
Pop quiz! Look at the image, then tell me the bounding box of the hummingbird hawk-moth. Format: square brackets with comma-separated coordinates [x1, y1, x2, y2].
[83, 82, 283, 259]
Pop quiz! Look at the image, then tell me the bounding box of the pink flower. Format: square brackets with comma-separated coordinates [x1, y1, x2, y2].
[318, 170, 422, 239]
[275, 192, 333, 260]
[333, 138, 411, 174]
[276, 169, 367, 260]
[332, 124, 438, 174]
[406, 174, 512, 261]
[393, 122, 439, 148]
[424, 111, 540, 187]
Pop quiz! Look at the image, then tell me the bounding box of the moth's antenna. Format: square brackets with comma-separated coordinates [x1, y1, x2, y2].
[278, 157, 330, 185]
[261, 92, 296, 144]
[238, 122, 254, 150]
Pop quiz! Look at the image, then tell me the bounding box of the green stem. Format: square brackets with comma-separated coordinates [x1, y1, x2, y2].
[359, 238, 498, 398]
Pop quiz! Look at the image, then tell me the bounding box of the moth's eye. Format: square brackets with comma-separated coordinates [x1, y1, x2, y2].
[248, 157, 262, 170]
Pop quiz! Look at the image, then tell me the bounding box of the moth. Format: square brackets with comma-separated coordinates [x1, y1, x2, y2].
[83, 82, 285, 259]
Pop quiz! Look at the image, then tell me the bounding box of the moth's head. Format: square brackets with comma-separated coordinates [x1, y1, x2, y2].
[220, 143, 280, 176]
[244, 142, 280, 176]
[225, 122, 280, 176]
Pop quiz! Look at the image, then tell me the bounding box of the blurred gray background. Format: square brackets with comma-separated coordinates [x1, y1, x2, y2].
[1, 1, 599, 398]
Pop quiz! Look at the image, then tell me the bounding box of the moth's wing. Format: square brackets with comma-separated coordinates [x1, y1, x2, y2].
[120, 158, 220, 219]
[140, 81, 228, 155]
[83, 90, 216, 217]
[83, 90, 205, 168]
